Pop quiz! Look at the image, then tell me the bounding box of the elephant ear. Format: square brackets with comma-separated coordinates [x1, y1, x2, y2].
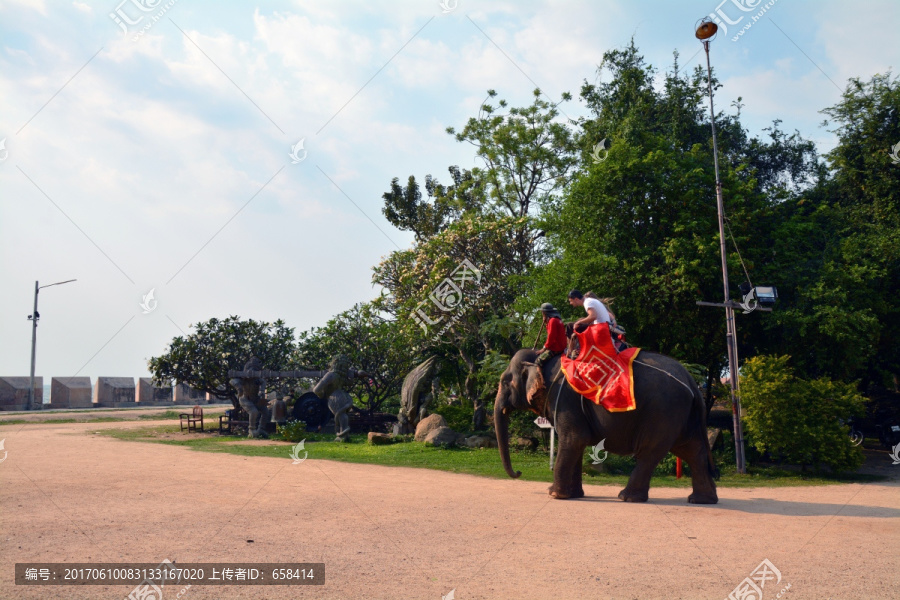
[524, 363, 547, 410]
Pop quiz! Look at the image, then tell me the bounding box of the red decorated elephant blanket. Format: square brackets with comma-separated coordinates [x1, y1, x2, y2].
[560, 323, 640, 412]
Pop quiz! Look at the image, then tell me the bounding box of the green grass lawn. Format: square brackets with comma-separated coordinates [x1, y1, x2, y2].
[94, 424, 885, 489]
[136, 410, 186, 420]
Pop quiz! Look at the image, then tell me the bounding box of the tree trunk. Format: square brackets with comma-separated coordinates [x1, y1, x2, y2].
[469, 376, 486, 430]
[704, 363, 717, 418]
[459, 348, 484, 429]
[459, 348, 476, 404]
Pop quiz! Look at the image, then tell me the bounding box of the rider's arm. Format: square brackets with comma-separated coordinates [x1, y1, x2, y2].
[575, 306, 599, 328]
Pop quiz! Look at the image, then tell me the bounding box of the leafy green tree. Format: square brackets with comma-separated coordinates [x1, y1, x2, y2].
[524, 42, 822, 411]
[148, 317, 296, 410]
[375, 90, 575, 424]
[738, 72, 899, 388]
[447, 88, 577, 217]
[740, 355, 865, 472]
[381, 166, 482, 243]
[293, 303, 419, 414]
[821, 73, 900, 215]
[373, 214, 531, 424]
[448, 88, 578, 267]
[798, 73, 899, 386]
[383, 89, 577, 265]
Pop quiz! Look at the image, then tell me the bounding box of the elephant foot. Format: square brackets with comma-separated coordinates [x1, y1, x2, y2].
[571, 488, 585, 499]
[548, 485, 578, 500]
[688, 492, 718, 504]
[618, 488, 649, 503]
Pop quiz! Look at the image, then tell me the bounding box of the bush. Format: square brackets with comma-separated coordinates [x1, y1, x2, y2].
[655, 452, 683, 476]
[582, 451, 684, 476]
[584, 452, 633, 475]
[432, 403, 475, 433]
[507, 409, 543, 444]
[433, 402, 541, 445]
[740, 355, 866, 472]
[277, 420, 308, 443]
[714, 430, 762, 471]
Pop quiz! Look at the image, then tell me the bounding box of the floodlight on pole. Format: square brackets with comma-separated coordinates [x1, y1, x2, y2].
[27, 279, 77, 410]
[695, 17, 747, 474]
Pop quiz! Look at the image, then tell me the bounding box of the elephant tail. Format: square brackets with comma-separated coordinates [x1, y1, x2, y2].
[696, 384, 720, 481]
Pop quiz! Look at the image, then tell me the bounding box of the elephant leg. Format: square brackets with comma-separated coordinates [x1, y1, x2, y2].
[549, 442, 586, 500]
[619, 453, 665, 502]
[568, 449, 585, 499]
[672, 439, 718, 504]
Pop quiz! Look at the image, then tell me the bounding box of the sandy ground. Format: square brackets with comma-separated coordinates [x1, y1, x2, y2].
[0, 405, 231, 423]
[1, 419, 898, 600]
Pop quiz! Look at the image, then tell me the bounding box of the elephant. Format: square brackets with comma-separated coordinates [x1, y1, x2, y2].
[494, 348, 718, 504]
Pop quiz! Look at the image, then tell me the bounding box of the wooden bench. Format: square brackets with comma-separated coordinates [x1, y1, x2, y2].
[348, 411, 397, 434]
[219, 407, 249, 435]
[180, 405, 204, 432]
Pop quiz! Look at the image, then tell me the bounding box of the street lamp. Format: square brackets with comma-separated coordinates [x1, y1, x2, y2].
[737, 282, 779, 312]
[694, 19, 748, 474]
[27, 279, 76, 410]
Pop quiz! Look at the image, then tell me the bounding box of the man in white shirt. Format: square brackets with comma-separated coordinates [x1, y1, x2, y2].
[567, 289, 611, 331]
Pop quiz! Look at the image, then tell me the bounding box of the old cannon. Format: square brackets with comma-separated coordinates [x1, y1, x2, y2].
[290, 391, 330, 430]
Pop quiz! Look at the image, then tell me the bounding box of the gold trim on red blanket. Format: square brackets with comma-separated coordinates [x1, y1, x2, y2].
[560, 323, 640, 412]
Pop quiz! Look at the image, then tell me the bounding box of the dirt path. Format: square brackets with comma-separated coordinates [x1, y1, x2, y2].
[1, 420, 898, 599]
[0, 405, 231, 423]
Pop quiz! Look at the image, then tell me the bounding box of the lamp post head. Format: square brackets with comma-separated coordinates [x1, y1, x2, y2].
[695, 18, 718, 41]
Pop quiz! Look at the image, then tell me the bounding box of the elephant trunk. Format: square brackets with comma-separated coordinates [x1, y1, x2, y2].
[494, 397, 521, 479]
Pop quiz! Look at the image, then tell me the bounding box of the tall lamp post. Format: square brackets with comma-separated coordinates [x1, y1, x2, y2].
[27, 279, 76, 410]
[694, 19, 746, 474]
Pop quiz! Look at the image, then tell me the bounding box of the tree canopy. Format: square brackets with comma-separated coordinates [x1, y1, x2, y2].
[294, 303, 419, 414]
[148, 316, 297, 410]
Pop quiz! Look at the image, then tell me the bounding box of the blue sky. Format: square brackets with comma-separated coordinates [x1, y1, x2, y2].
[1, 0, 897, 384]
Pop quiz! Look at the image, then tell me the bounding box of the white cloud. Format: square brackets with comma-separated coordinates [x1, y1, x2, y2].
[105, 33, 166, 63]
[3, 44, 34, 64]
[816, 2, 897, 85]
[166, 29, 248, 92]
[1, 0, 46, 15]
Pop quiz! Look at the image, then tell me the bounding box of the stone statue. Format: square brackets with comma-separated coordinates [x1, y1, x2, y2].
[231, 356, 271, 439]
[397, 356, 439, 434]
[313, 355, 371, 442]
